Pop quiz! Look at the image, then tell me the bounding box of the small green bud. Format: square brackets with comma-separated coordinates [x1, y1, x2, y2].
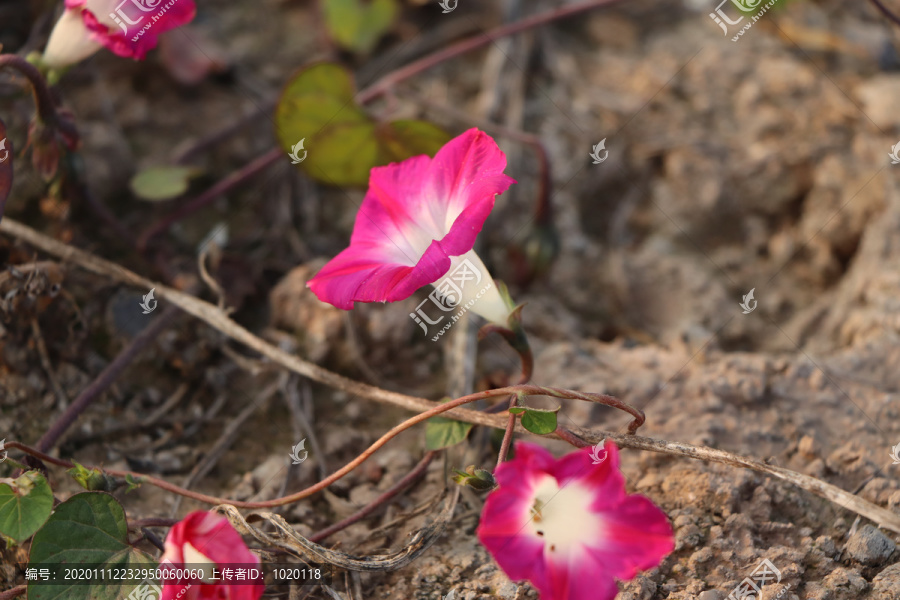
[452, 466, 497, 492]
[68, 462, 117, 492]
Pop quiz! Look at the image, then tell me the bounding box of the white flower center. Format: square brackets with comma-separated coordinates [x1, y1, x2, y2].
[432, 251, 510, 326]
[182, 541, 217, 583]
[527, 475, 603, 556]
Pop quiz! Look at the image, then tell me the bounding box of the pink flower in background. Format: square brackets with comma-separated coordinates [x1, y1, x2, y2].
[477, 442, 674, 600]
[307, 128, 517, 326]
[159, 511, 264, 600]
[43, 0, 197, 68]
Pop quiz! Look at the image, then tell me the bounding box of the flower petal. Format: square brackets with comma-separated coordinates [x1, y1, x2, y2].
[43, 9, 104, 69]
[585, 494, 675, 580]
[423, 129, 516, 256]
[551, 441, 626, 510]
[495, 442, 556, 486]
[79, 0, 197, 61]
[479, 526, 551, 592]
[160, 511, 264, 600]
[478, 442, 673, 600]
[307, 237, 451, 309]
[308, 129, 514, 311]
[544, 551, 620, 600]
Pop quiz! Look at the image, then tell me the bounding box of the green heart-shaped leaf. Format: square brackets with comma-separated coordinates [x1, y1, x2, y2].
[426, 417, 473, 450]
[0, 471, 53, 543]
[322, 0, 399, 54]
[517, 407, 560, 436]
[378, 120, 452, 162]
[28, 492, 156, 600]
[275, 63, 451, 187]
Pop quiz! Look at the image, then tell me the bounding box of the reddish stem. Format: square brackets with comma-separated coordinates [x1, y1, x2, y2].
[34, 303, 182, 453]
[0, 55, 71, 135]
[6, 384, 642, 508]
[129, 518, 179, 530]
[870, 0, 900, 27]
[356, 0, 625, 104]
[309, 451, 435, 543]
[496, 396, 518, 468]
[137, 147, 282, 251]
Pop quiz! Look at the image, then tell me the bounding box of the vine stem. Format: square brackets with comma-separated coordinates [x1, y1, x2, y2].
[34, 303, 182, 452]
[4, 217, 900, 533]
[356, 0, 625, 104]
[309, 451, 436, 543]
[6, 383, 635, 509]
[0, 55, 72, 136]
[495, 395, 518, 469]
[869, 0, 900, 27]
[137, 147, 282, 250]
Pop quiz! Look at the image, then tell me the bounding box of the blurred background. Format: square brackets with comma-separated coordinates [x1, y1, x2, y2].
[2, 0, 900, 598]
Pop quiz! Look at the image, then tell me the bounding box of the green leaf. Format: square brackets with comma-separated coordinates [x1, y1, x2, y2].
[302, 121, 381, 187]
[0, 471, 53, 543]
[378, 120, 451, 162]
[507, 407, 526, 415]
[28, 493, 156, 600]
[426, 416, 473, 450]
[275, 63, 451, 187]
[519, 407, 559, 435]
[130, 166, 201, 201]
[322, 0, 399, 54]
[124, 474, 143, 493]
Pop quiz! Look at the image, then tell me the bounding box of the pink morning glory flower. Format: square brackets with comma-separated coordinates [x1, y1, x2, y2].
[307, 128, 517, 327]
[43, 0, 197, 69]
[158, 511, 264, 600]
[477, 441, 674, 600]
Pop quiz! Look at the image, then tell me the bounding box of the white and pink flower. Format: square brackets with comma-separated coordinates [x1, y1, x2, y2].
[477, 442, 674, 600]
[43, 0, 196, 68]
[307, 128, 517, 326]
[159, 511, 264, 600]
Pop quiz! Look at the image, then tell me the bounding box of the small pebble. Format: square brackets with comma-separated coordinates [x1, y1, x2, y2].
[844, 524, 896, 565]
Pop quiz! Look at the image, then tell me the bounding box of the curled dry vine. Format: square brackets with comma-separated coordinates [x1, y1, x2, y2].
[213, 489, 459, 572]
